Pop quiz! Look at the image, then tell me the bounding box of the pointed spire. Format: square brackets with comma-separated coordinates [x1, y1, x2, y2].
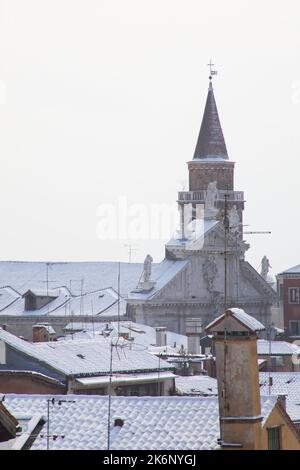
[193, 79, 228, 160]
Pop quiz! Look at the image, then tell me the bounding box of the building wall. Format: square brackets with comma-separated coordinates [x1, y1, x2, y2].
[0, 372, 65, 395]
[282, 277, 300, 337]
[131, 299, 272, 336]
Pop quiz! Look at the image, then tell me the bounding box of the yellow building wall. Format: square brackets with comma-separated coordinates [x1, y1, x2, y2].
[261, 405, 300, 450]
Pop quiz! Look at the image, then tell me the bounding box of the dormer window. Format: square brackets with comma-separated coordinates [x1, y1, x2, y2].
[22, 290, 58, 311]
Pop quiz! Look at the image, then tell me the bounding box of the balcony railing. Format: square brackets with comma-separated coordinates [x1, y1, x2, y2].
[177, 190, 245, 203]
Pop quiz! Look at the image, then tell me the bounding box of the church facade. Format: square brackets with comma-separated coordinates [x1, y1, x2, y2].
[127, 77, 277, 334]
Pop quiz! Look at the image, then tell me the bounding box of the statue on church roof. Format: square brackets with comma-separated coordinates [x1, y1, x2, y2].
[143, 254, 153, 282]
[205, 181, 218, 210]
[228, 205, 240, 234]
[260, 255, 272, 280]
[203, 255, 218, 293]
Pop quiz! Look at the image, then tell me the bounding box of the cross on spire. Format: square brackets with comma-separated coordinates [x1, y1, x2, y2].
[207, 59, 218, 80]
[193, 61, 227, 160]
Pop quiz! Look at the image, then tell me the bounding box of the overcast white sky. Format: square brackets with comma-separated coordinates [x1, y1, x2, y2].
[0, 0, 300, 276]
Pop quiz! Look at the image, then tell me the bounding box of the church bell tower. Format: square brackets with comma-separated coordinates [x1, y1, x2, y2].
[178, 65, 244, 232]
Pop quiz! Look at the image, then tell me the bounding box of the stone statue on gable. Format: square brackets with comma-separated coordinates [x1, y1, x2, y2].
[228, 205, 240, 234]
[205, 181, 218, 210]
[261, 256, 271, 280]
[143, 254, 153, 282]
[202, 255, 218, 293]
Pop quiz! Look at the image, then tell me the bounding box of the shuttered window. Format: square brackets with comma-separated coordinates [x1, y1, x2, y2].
[268, 426, 281, 450]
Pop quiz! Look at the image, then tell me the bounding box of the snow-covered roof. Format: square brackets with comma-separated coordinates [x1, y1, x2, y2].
[279, 264, 300, 275]
[206, 308, 265, 333]
[0, 328, 172, 377]
[23, 289, 58, 298]
[0, 259, 190, 315]
[76, 371, 176, 387]
[259, 372, 300, 400]
[0, 412, 43, 450]
[0, 285, 127, 318]
[229, 308, 265, 331]
[128, 258, 189, 301]
[175, 375, 218, 396]
[0, 287, 21, 312]
[259, 372, 300, 422]
[0, 261, 143, 297]
[258, 359, 267, 367]
[257, 340, 300, 356]
[2, 394, 277, 450]
[62, 321, 187, 353]
[165, 219, 219, 251]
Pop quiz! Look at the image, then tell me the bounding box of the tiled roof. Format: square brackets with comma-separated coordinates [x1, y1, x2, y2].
[2, 394, 277, 450]
[175, 375, 218, 396]
[63, 321, 188, 353]
[257, 340, 300, 356]
[259, 372, 300, 400]
[0, 328, 172, 376]
[259, 372, 300, 422]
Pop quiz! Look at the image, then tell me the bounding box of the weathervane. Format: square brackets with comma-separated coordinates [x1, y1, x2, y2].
[207, 59, 218, 80]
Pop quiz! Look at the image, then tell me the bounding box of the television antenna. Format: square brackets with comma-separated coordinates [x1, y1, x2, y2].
[124, 244, 139, 263]
[45, 398, 75, 450]
[223, 193, 271, 311]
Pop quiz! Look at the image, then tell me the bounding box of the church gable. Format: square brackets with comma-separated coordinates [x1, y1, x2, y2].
[239, 261, 277, 302]
[202, 223, 248, 252]
[152, 264, 190, 301]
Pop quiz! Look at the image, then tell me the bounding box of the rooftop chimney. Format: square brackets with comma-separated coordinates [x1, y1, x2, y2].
[277, 394, 287, 411]
[32, 324, 56, 343]
[186, 318, 202, 354]
[205, 308, 265, 450]
[155, 327, 167, 347]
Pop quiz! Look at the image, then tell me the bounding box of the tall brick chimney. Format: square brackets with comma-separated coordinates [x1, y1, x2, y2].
[206, 308, 266, 450]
